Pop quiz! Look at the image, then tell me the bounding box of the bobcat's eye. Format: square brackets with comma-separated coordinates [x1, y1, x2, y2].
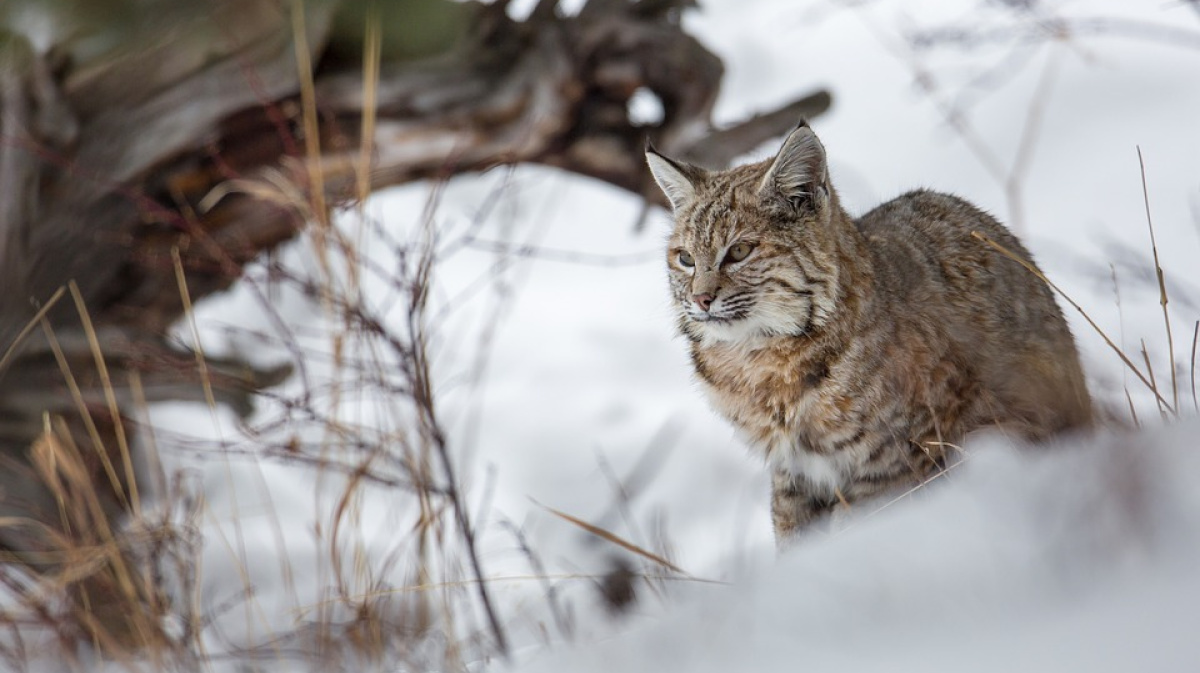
[677, 250, 695, 268]
[725, 242, 755, 264]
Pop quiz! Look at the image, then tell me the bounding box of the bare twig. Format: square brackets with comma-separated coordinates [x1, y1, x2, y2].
[407, 226, 509, 657]
[1137, 147, 1178, 414]
[499, 521, 573, 639]
[1004, 49, 1061, 232]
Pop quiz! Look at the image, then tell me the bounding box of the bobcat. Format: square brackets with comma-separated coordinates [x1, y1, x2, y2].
[646, 121, 1093, 541]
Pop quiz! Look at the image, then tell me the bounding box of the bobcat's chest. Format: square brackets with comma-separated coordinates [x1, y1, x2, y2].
[692, 340, 877, 493]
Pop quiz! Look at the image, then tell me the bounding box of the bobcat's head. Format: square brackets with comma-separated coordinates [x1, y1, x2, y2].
[647, 122, 844, 344]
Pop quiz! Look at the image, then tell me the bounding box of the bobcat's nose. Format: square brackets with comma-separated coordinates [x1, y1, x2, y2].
[692, 293, 715, 312]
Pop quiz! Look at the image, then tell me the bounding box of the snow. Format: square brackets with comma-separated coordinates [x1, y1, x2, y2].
[508, 423, 1200, 673]
[12, 0, 1200, 670]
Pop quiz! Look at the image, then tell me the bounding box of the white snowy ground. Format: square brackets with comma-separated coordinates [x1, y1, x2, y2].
[63, 0, 1200, 671]
[511, 422, 1200, 673]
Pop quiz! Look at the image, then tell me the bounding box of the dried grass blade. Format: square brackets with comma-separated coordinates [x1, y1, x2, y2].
[68, 281, 139, 512]
[1137, 147, 1178, 414]
[535, 500, 690, 576]
[37, 318, 129, 511]
[1140, 339, 1167, 421]
[170, 248, 217, 412]
[0, 285, 65, 374]
[1125, 388, 1141, 429]
[357, 4, 381, 207]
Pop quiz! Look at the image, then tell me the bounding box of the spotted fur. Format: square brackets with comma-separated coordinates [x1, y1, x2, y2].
[647, 122, 1093, 542]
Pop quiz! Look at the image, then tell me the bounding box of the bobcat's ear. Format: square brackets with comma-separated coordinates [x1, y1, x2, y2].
[646, 147, 705, 213]
[758, 121, 828, 212]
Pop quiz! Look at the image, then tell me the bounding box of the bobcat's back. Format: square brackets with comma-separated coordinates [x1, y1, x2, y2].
[646, 122, 1092, 541]
[856, 189, 1091, 438]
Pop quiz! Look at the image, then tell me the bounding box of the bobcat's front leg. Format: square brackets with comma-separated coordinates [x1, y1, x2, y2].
[770, 470, 840, 545]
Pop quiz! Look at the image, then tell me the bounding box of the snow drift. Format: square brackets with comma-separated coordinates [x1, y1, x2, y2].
[507, 422, 1200, 673]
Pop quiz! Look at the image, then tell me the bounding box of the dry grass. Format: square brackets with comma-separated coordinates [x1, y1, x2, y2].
[0, 132, 482, 673]
[1, 8, 506, 670]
